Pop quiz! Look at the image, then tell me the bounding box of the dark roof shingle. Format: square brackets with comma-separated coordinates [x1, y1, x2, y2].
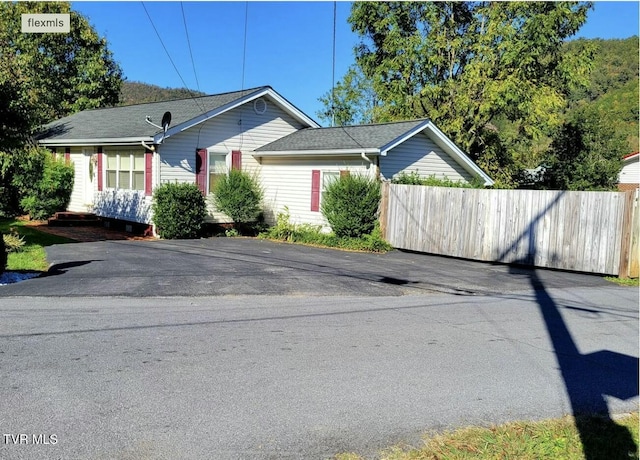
[255, 119, 428, 152]
[36, 86, 270, 141]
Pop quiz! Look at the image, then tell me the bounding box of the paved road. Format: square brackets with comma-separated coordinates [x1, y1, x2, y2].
[0, 238, 614, 297]
[0, 287, 637, 459]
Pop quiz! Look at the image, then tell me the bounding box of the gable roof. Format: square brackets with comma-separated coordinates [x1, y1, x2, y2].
[255, 119, 428, 154]
[623, 151, 639, 162]
[36, 86, 319, 146]
[255, 119, 494, 186]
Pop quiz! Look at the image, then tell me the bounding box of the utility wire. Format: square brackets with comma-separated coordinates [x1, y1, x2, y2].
[331, 2, 365, 149]
[241, 1, 249, 91]
[141, 1, 207, 114]
[332, 1, 336, 128]
[181, 2, 201, 93]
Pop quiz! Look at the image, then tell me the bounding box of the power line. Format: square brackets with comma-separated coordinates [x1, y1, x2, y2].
[180, 2, 200, 93]
[141, 1, 206, 114]
[332, 1, 336, 128]
[241, 1, 249, 91]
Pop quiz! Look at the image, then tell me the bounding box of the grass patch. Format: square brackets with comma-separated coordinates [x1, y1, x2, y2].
[1, 218, 75, 271]
[258, 208, 392, 253]
[604, 276, 639, 287]
[336, 412, 639, 460]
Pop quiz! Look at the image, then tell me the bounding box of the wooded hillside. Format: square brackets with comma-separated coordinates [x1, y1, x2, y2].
[118, 81, 206, 106]
[565, 36, 639, 153]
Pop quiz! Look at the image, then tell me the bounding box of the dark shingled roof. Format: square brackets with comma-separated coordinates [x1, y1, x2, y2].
[36, 86, 270, 141]
[255, 119, 429, 152]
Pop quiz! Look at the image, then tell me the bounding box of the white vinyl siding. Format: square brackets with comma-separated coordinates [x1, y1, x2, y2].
[93, 146, 152, 224]
[259, 157, 376, 228]
[619, 157, 639, 184]
[158, 95, 305, 222]
[380, 132, 474, 183]
[66, 148, 85, 212]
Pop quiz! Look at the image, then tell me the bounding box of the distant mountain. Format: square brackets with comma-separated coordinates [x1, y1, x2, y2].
[118, 81, 206, 106]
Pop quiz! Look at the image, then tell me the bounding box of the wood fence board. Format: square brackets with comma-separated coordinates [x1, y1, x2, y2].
[384, 184, 631, 275]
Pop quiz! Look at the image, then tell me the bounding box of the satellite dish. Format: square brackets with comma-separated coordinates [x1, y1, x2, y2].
[161, 111, 172, 134]
[144, 111, 172, 144]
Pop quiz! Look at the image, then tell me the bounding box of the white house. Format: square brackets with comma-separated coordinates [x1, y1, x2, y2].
[36, 86, 493, 232]
[618, 152, 639, 191]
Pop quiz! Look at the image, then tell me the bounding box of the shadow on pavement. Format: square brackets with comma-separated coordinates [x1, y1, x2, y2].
[504, 196, 638, 459]
[44, 260, 101, 277]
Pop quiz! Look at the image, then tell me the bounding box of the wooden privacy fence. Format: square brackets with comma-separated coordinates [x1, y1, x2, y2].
[380, 183, 639, 277]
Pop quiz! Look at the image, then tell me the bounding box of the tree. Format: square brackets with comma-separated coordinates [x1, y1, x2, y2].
[323, 2, 594, 186]
[0, 2, 123, 149]
[317, 66, 378, 126]
[542, 111, 625, 191]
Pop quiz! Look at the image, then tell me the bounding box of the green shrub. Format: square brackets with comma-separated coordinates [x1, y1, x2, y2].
[321, 173, 381, 238]
[19, 152, 74, 220]
[211, 169, 263, 228]
[0, 147, 49, 217]
[152, 182, 206, 239]
[392, 171, 482, 188]
[0, 232, 6, 276]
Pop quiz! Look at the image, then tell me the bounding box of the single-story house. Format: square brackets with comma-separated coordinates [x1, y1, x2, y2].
[36, 86, 493, 231]
[618, 152, 639, 191]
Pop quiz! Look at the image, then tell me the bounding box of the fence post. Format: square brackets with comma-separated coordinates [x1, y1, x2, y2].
[379, 181, 390, 240]
[618, 190, 636, 278]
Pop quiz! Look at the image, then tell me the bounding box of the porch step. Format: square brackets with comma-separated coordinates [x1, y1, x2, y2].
[48, 212, 101, 227]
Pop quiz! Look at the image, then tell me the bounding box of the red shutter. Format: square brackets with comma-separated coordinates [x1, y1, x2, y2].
[97, 147, 103, 191]
[195, 148, 207, 194]
[231, 150, 242, 170]
[144, 149, 153, 196]
[64, 147, 70, 164]
[311, 170, 321, 212]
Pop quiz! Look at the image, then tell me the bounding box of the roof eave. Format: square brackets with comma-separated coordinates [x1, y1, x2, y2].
[254, 148, 380, 157]
[37, 137, 154, 146]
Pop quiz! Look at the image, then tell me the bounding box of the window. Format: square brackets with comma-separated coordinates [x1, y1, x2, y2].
[105, 151, 145, 191]
[322, 171, 340, 204]
[208, 152, 227, 192]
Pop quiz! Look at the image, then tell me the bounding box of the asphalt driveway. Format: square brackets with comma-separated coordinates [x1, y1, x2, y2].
[1, 237, 614, 297]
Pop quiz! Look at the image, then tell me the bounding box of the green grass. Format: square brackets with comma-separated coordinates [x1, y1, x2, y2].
[258, 209, 393, 253]
[336, 412, 639, 460]
[1, 218, 75, 271]
[604, 276, 639, 287]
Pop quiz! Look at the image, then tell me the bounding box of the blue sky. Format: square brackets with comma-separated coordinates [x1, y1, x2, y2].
[71, 1, 639, 126]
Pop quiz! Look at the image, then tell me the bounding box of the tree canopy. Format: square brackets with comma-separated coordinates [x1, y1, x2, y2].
[319, 1, 596, 188]
[0, 1, 123, 149]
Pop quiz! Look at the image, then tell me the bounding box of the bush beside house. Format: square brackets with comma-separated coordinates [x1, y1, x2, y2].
[321, 173, 381, 238]
[210, 169, 263, 234]
[152, 183, 206, 239]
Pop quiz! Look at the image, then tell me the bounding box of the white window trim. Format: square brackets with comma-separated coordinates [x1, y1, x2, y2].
[207, 149, 230, 194]
[321, 170, 341, 205]
[104, 149, 145, 192]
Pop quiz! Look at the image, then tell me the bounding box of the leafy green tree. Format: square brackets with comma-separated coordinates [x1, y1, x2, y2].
[324, 2, 594, 185]
[542, 112, 625, 191]
[0, 1, 123, 148]
[317, 66, 378, 126]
